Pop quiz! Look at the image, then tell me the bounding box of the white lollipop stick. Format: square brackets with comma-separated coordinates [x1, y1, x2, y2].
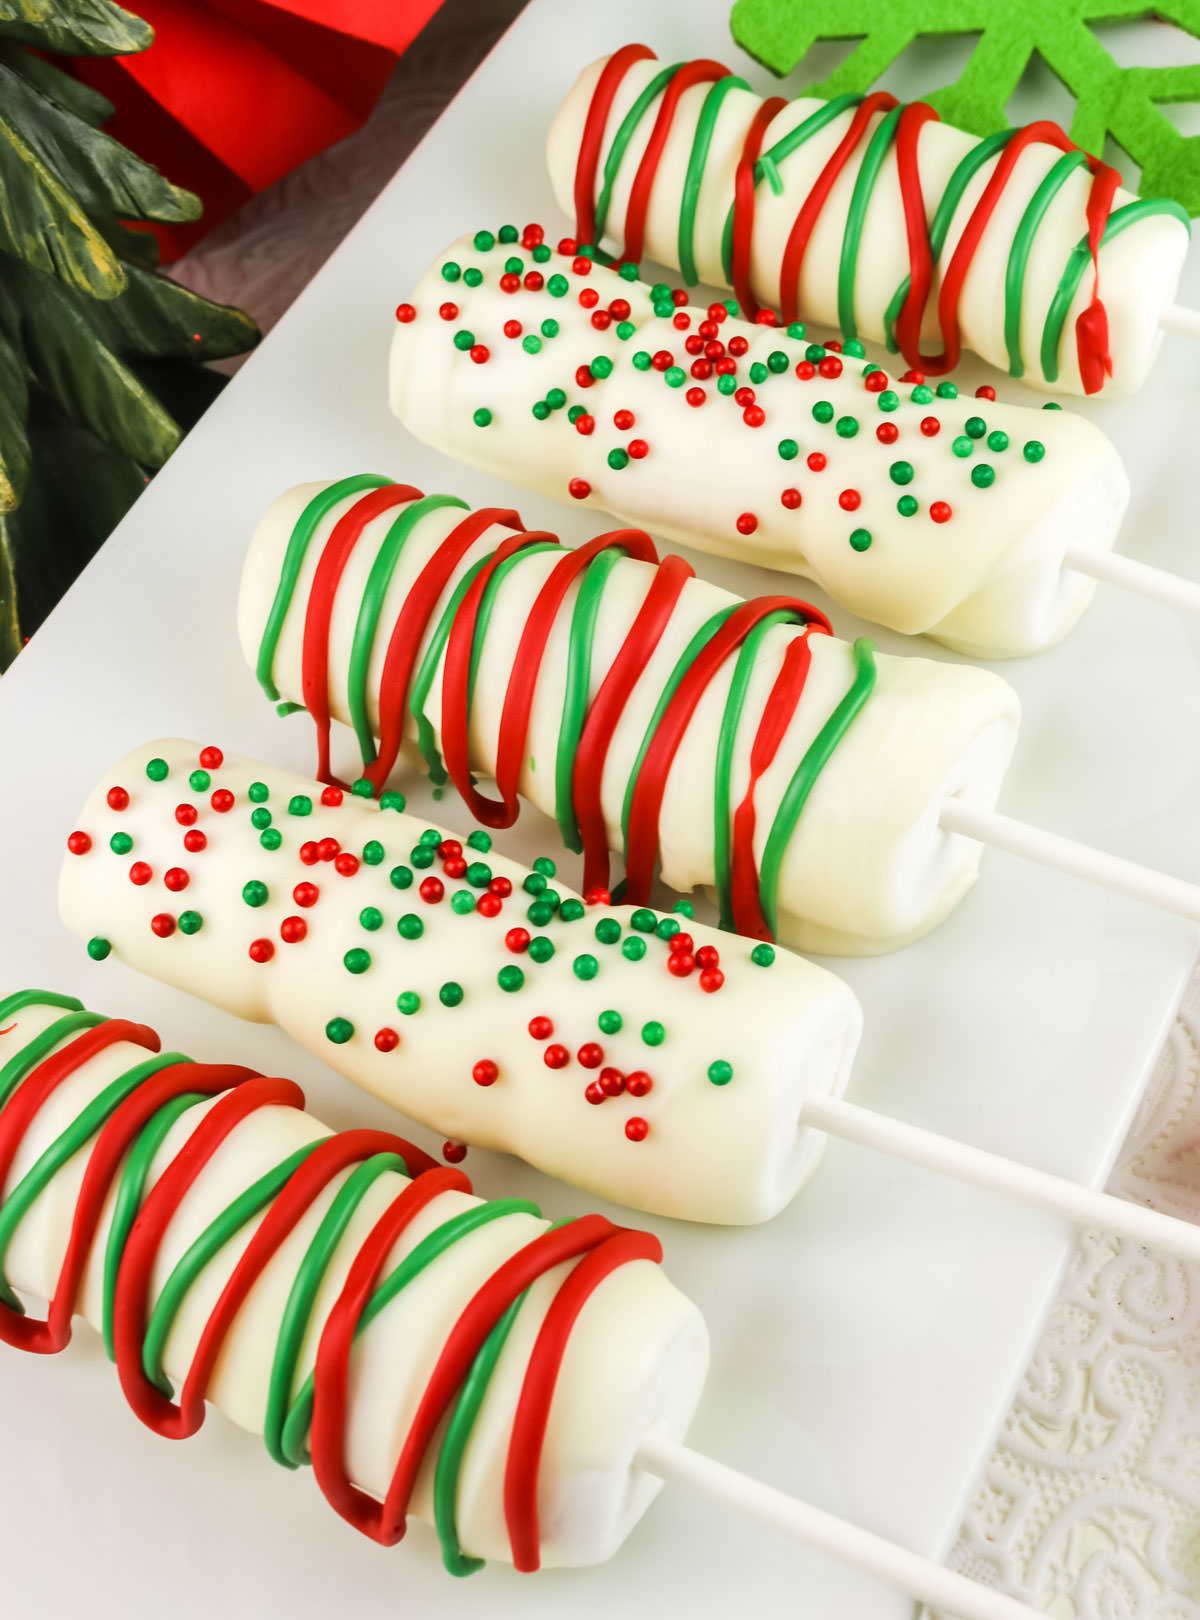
[802, 1095, 1200, 1265]
[939, 797, 1200, 925]
[1064, 543, 1200, 617]
[637, 1431, 1047, 1620]
[1160, 303, 1200, 341]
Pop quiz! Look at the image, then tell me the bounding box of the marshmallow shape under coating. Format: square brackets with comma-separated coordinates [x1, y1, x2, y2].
[546, 52, 1191, 399]
[59, 743, 864, 1224]
[237, 480, 1020, 954]
[390, 233, 1129, 657]
[0, 991, 708, 1570]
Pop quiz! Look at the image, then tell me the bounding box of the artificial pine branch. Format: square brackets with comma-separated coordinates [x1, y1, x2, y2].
[0, 1, 261, 669]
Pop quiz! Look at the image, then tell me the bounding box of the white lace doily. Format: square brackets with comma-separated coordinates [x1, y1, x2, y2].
[173, 7, 1200, 1611]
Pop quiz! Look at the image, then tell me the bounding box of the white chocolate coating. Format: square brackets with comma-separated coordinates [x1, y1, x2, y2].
[238, 482, 1021, 953]
[390, 234, 1129, 657]
[546, 54, 1191, 399]
[0, 993, 708, 1569]
[58, 742, 865, 1224]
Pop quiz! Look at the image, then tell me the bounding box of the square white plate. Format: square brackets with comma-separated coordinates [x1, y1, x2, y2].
[0, 5, 1198, 1616]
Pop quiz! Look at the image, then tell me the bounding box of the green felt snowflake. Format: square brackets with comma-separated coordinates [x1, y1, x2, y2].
[730, 0, 1200, 214]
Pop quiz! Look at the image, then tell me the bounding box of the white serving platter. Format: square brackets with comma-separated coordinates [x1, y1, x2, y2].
[1, 5, 1199, 1617]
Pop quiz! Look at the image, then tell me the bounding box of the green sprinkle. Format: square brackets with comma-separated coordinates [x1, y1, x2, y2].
[419, 829, 441, 846]
[362, 841, 385, 867]
[546, 386, 566, 409]
[641, 1021, 665, 1047]
[288, 796, 312, 817]
[749, 361, 768, 385]
[467, 830, 492, 852]
[441, 261, 462, 282]
[473, 407, 492, 427]
[411, 846, 435, 870]
[725, 299, 739, 317]
[568, 405, 586, 424]
[533, 857, 553, 881]
[897, 495, 919, 517]
[528, 936, 555, 964]
[971, 464, 996, 488]
[619, 261, 639, 281]
[178, 911, 203, 936]
[397, 913, 423, 940]
[453, 330, 475, 352]
[380, 791, 407, 813]
[344, 948, 372, 975]
[351, 778, 375, 799]
[531, 399, 550, 420]
[951, 436, 974, 458]
[708, 1059, 734, 1086]
[910, 384, 934, 404]
[540, 888, 561, 912]
[390, 865, 413, 891]
[936, 381, 958, 399]
[664, 366, 686, 388]
[877, 390, 900, 412]
[621, 936, 647, 962]
[631, 908, 657, 933]
[523, 872, 546, 896]
[655, 918, 677, 941]
[751, 943, 776, 966]
[532, 243, 551, 263]
[965, 416, 987, 439]
[110, 832, 133, 856]
[987, 430, 1010, 452]
[451, 891, 476, 915]
[1042, 401, 1062, 411]
[548, 273, 569, 297]
[889, 460, 914, 485]
[242, 881, 268, 908]
[778, 438, 799, 460]
[251, 807, 272, 830]
[473, 230, 495, 252]
[359, 907, 383, 932]
[595, 917, 621, 945]
[498, 965, 525, 993]
[560, 898, 585, 922]
[616, 320, 636, 340]
[189, 770, 210, 792]
[466, 862, 492, 888]
[633, 350, 652, 371]
[248, 781, 269, 803]
[527, 900, 555, 927]
[87, 937, 111, 961]
[835, 415, 859, 438]
[598, 1010, 623, 1037]
[503, 255, 522, 274]
[591, 356, 614, 380]
[843, 338, 865, 357]
[573, 954, 599, 981]
[524, 336, 543, 357]
[812, 400, 834, 424]
[767, 350, 789, 374]
[849, 528, 873, 552]
[1023, 440, 1046, 463]
[397, 992, 421, 1016]
[650, 282, 671, 302]
[463, 267, 483, 288]
[673, 900, 695, 918]
[146, 758, 169, 782]
[787, 321, 807, 339]
[805, 344, 826, 363]
[717, 373, 737, 395]
[326, 1018, 354, 1045]
[439, 982, 464, 1008]
[260, 829, 283, 852]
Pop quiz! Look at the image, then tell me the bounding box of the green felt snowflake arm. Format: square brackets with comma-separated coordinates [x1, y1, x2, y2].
[0, 43, 115, 125]
[0, 520, 20, 670]
[0, 323, 30, 513]
[0, 0, 152, 56]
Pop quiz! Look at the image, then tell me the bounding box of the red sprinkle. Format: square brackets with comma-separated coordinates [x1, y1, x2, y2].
[183, 830, 206, 854]
[626, 1071, 653, 1098]
[472, 1059, 499, 1086]
[795, 360, 816, 380]
[150, 914, 175, 938]
[506, 928, 531, 954]
[419, 876, 444, 904]
[975, 385, 997, 400]
[523, 272, 544, 293]
[578, 287, 600, 310]
[375, 1029, 401, 1054]
[293, 883, 320, 908]
[614, 409, 635, 430]
[577, 1043, 604, 1069]
[687, 388, 707, 407]
[163, 868, 189, 893]
[199, 747, 224, 770]
[543, 1044, 570, 1070]
[930, 501, 953, 524]
[503, 319, 522, 339]
[743, 405, 766, 427]
[469, 345, 490, 365]
[818, 355, 843, 378]
[590, 309, 611, 330]
[499, 273, 520, 293]
[67, 832, 92, 856]
[568, 478, 592, 500]
[839, 489, 862, 511]
[575, 414, 595, 436]
[625, 1117, 649, 1142]
[695, 945, 720, 969]
[439, 302, 459, 321]
[488, 876, 513, 898]
[863, 370, 888, 393]
[334, 854, 360, 877]
[807, 451, 827, 471]
[528, 1016, 554, 1041]
[129, 863, 153, 887]
[476, 893, 503, 918]
[320, 786, 344, 807]
[672, 311, 691, 330]
[699, 969, 725, 993]
[876, 422, 900, 444]
[175, 805, 198, 826]
[598, 1067, 625, 1097]
[667, 952, 695, 977]
[736, 513, 759, 535]
[395, 303, 416, 323]
[920, 416, 941, 437]
[781, 487, 803, 509]
[628, 439, 649, 459]
[317, 838, 340, 863]
[280, 917, 308, 944]
[299, 842, 320, 866]
[211, 789, 235, 814]
[575, 365, 595, 388]
[107, 787, 130, 812]
[443, 1141, 468, 1164]
[248, 939, 274, 964]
